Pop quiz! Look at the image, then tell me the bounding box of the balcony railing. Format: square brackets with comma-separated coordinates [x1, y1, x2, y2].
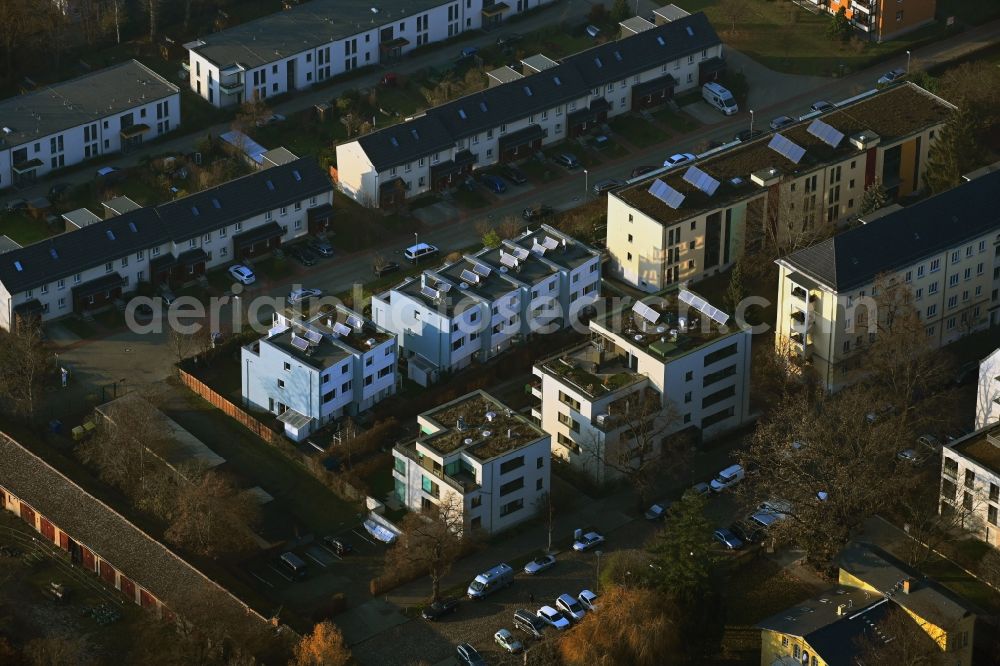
[395, 440, 479, 493]
[219, 80, 244, 95]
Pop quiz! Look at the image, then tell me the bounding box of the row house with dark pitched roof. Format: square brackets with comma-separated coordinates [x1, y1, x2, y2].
[335, 12, 724, 207]
[0, 158, 333, 330]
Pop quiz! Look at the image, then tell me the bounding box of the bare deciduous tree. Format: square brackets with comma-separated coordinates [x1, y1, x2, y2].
[384, 492, 465, 602]
[854, 605, 947, 665]
[165, 470, 260, 557]
[23, 635, 91, 666]
[0, 321, 52, 422]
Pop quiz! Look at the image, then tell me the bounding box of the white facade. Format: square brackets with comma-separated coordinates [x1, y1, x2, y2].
[392, 391, 550, 535]
[940, 424, 1000, 550]
[241, 306, 397, 441]
[0, 61, 180, 189]
[0, 159, 333, 331]
[187, 0, 555, 108]
[977, 348, 1000, 430]
[533, 291, 752, 483]
[371, 225, 600, 384]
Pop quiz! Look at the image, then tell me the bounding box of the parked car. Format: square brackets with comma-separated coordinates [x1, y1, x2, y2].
[524, 554, 557, 575]
[644, 500, 671, 521]
[663, 152, 695, 168]
[734, 129, 765, 143]
[916, 434, 941, 451]
[897, 448, 926, 465]
[710, 464, 744, 492]
[769, 115, 795, 130]
[810, 100, 835, 113]
[714, 528, 745, 550]
[4, 198, 28, 213]
[373, 260, 401, 277]
[496, 33, 522, 47]
[403, 242, 439, 263]
[585, 24, 601, 38]
[494, 628, 523, 654]
[522, 205, 554, 220]
[288, 288, 323, 303]
[455, 643, 485, 666]
[288, 246, 317, 266]
[321, 536, 353, 555]
[877, 68, 906, 87]
[95, 166, 124, 183]
[553, 152, 581, 169]
[592, 134, 610, 149]
[690, 481, 711, 496]
[592, 178, 623, 195]
[459, 46, 479, 59]
[577, 589, 598, 612]
[513, 609, 546, 638]
[865, 404, 896, 424]
[255, 113, 287, 127]
[228, 264, 256, 285]
[501, 164, 528, 185]
[631, 165, 658, 178]
[422, 597, 460, 620]
[479, 172, 508, 194]
[730, 521, 765, 545]
[572, 531, 605, 552]
[537, 605, 571, 630]
[308, 238, 335, 257]
[279, 552, 308, 579]
[555, 593, 586, 622]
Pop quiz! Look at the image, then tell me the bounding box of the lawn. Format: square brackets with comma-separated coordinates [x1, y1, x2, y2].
[654, 108, 700, 134]
[609, 116, 671, 146]
[251, 255, 295, 282]
[673, 0, 951, 76]
[452, 188, 490, 209]
[936, 0, 1000, 25]
[0, 212, 55, 246]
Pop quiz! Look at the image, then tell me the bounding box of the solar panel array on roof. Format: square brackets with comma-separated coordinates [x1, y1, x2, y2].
[332, 322, 352, 337]
[648, 178, 685, 209]
[290, 334, 310, 352]
[304, 329, 322, 344]
[512, 246, 530, 261]
[806, 119, 845, 148]
[460, 268, 480, 284]
[420, 284, 440, 300]
[542, 236, 559, 251]
[347, 314, 364, 329]
[500, 251, 518, 269]
[472, 262, 491, 277]
[682, 166, 720, 197]
[436, 281, 452, 293]
[768, 134, 806, 164]
[632, 300, 661, 324]
[679, 290, 729, 326]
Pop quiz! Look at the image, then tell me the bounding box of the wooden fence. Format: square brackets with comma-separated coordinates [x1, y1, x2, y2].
[176, 368, 284, 447]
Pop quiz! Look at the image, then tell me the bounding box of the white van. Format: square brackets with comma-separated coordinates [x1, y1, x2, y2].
[710, 463, 745, 492]
[702, 82, 739, 116]
[467, 563, 514, 599]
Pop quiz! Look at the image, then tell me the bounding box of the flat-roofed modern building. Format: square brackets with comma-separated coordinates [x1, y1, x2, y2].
[608, 83, 954, 292]
[0, 60, 180, 189]
[976, 348, 1000, 430]
[816, 0, 936, 42]
[185, 0, 556, 108]
[775, 168, 1000, 392]
[372, 224, 600, 385]
[242, 303, 397, 441]
[532, 288, 751, 483]
[941, 423, 1000, 553]
[392, 390, 550, 534]
[336, 12, 725, 207]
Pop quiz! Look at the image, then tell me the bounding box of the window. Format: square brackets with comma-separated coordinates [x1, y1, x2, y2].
[685, 370, 694, 382]
[930, 259, 940, 272]
[499, 477, 524, 496]
[926, 304, 937, 318]
[537, 456, 544, 469]
[965, 469, 976, 489]
[991, 483, 999, 503]
[500, 456, 524, 474]
[277, 379, 285, 389]
[283, 362, 290, 371]
[990, 505, 998, 526]
[500, 499, 524, 516]
[536, 478, 544, 491]
[896, 9, 903, 21]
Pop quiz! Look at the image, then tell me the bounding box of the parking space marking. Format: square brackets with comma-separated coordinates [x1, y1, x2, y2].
[352, 528, 378, 546]
[320, 544, 343, 560]
[250, 571, 275, 588]
[267, 563, 293, 582]
[305, 551, 328, 568]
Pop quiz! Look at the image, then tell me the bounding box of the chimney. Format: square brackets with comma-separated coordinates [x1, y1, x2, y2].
[902, 579, 913, 594]
[836, 603, 846, 616]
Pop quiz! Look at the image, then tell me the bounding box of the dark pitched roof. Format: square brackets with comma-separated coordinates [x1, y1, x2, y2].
[353, 13, 720, 172]
[782, 169, 1000, 292]
[156, 157, 331, 242]
[0, 431, 267, 626]
[800, 599, 893, 666]
[838, 542, 974, 628]
[0, 157, 331, 294]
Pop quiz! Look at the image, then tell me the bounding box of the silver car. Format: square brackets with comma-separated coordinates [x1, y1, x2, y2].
[523, 554, 556, 575]
[555, 593, 586, 622]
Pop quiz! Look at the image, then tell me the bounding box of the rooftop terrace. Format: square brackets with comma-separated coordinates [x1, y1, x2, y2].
[537, 341, 648, 399]
[261, 303, 392, 368]
[474, 244, 558, 286]
[514, 226, 599, 271]
[616, 83, 954, 224]
[951, 424, 1000, 472]
[419, 391, 545, 459]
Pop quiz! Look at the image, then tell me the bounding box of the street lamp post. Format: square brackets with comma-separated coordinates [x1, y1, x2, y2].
[584, 169, 589, 197]
[906, 50, 911, 73]
[595, 550, 602, 594]
[749, 109, 754, 137]
[414, 232, 419, 246]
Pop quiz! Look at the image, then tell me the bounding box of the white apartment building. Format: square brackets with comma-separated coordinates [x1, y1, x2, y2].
[241, 304, 397, 441]
[336, 11, 725, 207]
[0, 60, 180, 189]
[607, 83, 953, 292]
[185, 0, 555, 109]
[532, 289, 751, 483]
[940, 423, 1000, 550]
[0, 158, 334, 330]
[775, 168, 1000, 392]
[371, 225, 600, 385]
[392, 390, 550, 535]
[976, 348, 1000, 430]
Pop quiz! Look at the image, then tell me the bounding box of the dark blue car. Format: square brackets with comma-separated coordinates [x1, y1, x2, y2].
[479, 173, 507, 193]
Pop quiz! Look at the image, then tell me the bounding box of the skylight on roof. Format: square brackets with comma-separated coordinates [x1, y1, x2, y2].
[479, 101, 488, 112]
[13, 261, 23, 272]
[128, 222, 137, 233]
[211, 198, 222, 209]
[292, 169, 302, 181]
[390, 136, 400, 147]
[656, 36, 665, 46]
[613, 50, 622, 62]
[411, 128, 420, 140]
[458, 109, 467, 119]
[523, 85, 533, 97]
[553, 76, 562, 86]
[49, 248, 58, 260]
[594, 57, 603, 68]
[106, 230, 116, 241]
[686, 26, 694, 36]
[191, 206, 200, 216]
[265, 180, 275, 191]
